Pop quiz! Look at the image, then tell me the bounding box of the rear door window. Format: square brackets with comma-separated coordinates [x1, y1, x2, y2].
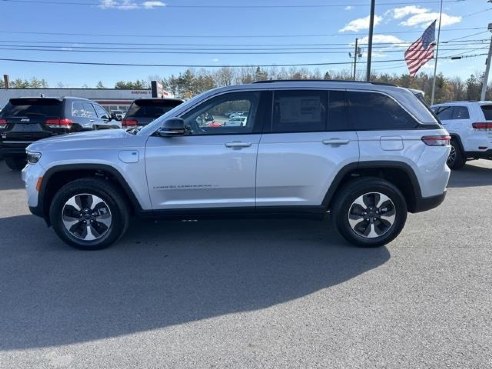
[328, 90, 349, 131]
[348, 91, 418, 130]
[435, 106, 453, 120]
[82, 103, 97, 119]
[272, 90, 326, 133]
[481, 105, 492, 120]
[452, 106, 469, 120]
[93, 104, 109, 118]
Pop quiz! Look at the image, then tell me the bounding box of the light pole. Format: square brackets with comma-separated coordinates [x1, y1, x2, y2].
[480, 22, 492, 101]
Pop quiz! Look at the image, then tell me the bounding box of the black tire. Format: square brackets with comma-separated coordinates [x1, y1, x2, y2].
[331, 177, 407, 248]
[447, 139, 466, 170]
[5, 156, 26, 171]
[49, 178, 130, 250]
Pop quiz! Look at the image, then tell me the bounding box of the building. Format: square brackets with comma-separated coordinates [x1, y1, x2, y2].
[0, 87, 173, 112]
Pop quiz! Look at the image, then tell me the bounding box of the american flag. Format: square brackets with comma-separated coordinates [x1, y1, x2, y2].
[404, 20, 436, 77]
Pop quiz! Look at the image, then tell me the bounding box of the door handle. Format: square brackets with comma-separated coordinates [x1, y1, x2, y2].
[322, 139, 350, 145]
[89, 120, 95, 122]
[225, 142, 252, 148]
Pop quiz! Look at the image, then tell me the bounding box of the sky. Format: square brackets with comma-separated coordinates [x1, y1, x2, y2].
[0, 0, 491, 88]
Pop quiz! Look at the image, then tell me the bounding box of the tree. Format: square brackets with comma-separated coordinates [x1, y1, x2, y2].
[96, 81, 105, 89]
[114, 80, 149, 89]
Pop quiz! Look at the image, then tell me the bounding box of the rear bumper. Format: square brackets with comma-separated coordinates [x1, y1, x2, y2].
[412, 191, 447, 213]
[0, 142, 30, 156]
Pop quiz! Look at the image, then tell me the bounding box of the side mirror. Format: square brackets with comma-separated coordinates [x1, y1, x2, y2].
[156, 118, 186, 137]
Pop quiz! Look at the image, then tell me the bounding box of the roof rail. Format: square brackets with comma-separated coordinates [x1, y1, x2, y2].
[252, 79, 396, 87]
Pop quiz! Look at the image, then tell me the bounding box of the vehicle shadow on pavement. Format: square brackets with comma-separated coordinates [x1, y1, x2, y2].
[0, 215, 390, 350]
[0, 161, 24, 191]
[447, 163, 492, 188]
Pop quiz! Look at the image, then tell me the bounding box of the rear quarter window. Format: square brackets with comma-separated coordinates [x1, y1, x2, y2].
[481, 105, 492, 120]
[348, 91, 418, 130]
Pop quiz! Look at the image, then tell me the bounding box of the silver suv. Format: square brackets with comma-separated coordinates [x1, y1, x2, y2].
[431, 101, 492, 169]
[22, 81, 451, 250]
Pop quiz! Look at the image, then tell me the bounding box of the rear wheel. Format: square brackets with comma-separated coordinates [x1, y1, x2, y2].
[49, 178, 130, 250]
[447, 139, 465, 170]
[332, 178, 407, 247]
[5, 156, 26, 171]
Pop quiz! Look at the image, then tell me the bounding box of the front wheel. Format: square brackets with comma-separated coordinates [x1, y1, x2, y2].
[331, 178, 407, 247]
[49, 178, 130, 250]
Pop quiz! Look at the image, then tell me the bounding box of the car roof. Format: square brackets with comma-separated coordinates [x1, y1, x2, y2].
[8, 96, 92, 102]
[199, 80, 415, 98]
[432, 101, 492, 107]
[131, 98, 183, 103]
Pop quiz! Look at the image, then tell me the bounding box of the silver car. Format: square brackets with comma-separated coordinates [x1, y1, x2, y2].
[22, 80, 451, 250]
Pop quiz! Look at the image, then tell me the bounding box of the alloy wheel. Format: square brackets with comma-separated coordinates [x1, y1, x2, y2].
[347, 192, 396, 239]
[61, 193, 112, 241]
[447, 144, 456, 166]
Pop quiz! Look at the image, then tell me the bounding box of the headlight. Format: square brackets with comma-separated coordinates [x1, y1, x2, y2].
[26, 151, 42, 164]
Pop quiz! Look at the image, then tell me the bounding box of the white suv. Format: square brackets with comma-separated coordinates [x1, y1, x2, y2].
[22, 81, 451, 250]
[431, 101, 492, 169]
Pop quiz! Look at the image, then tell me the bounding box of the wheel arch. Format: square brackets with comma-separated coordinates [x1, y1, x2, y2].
[449, 134, 465, 153]
[39, 164, 142, 225]
[323, 161, 423, 214]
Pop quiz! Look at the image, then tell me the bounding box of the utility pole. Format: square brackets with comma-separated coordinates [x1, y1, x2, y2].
[480, 23, 492, 101]
[354, 38, 358, 80]
[366, 0, 375, 82]
[349, 38, 362, 80]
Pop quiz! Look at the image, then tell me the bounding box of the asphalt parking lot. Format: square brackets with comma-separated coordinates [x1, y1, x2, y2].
[0, 160, 491, 369]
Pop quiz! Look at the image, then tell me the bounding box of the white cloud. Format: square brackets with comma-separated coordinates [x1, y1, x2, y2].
[339, 15, 382, 32]
[386, 5, 461, 28]
[99, 0, 165, 10]
[357, 34, 405, 45]
[143, 1, 165, 9]
[345, 6, 353, 11]
[386, 5, 427, 19]
[401, 12, 461, 27]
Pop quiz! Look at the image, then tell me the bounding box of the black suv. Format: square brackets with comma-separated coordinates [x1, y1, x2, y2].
[122, 98, 183, 128]
[0, 96, 119, 170]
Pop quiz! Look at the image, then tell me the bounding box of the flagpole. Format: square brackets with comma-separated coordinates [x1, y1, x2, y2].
[430, 0, 443, 105]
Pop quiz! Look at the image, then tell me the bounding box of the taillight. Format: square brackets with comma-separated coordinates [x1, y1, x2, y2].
[421, 135, 451, 146]
[45, 118, 73, 129]
[122, 118, 138, 128]
[472, 122, 492, 130]
[0, 118, 6, 129]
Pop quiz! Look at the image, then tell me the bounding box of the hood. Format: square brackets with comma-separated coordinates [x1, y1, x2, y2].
[27, 129, 132, 152]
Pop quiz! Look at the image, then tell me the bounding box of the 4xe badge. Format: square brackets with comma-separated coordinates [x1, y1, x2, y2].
[21, 118, 30, 122]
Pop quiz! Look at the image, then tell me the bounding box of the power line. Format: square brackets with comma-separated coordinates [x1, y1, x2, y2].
[0, 0, 468, 7]
[0, 39, 487, 48]
[0, 27, 485, 40]
[0, 54, 486, 68]
[0, 46, 486, 55]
